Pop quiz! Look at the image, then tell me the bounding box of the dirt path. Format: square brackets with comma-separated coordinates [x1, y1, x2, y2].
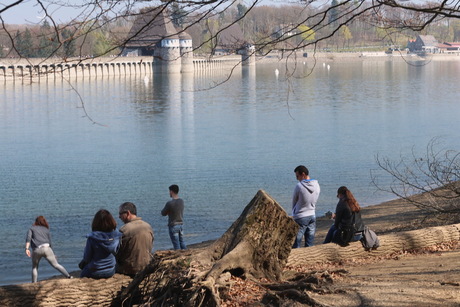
[310, 247, 460, 307]
[306, 195, 460, 307]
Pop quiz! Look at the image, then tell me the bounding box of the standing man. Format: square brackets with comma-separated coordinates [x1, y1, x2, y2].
[292, 165, 320, 248]
[161, 184, 186, 250]
[116, 202, 154, 276]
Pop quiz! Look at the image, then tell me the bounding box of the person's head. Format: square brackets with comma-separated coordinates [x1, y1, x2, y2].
[34, 216, 49, 229]
[92, 209, 117, 232]
[294, 165, 310, 181]
[169, 184, 179, 196]
[119, 202, 137, 223]
[337, 186, 361, 212]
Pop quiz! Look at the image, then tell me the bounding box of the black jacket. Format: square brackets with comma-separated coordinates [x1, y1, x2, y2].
[334, 198, 364, 232]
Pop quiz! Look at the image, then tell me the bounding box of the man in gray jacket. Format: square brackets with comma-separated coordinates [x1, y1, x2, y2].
[292, 165, 320, 248]
[116, 202, 154, 276]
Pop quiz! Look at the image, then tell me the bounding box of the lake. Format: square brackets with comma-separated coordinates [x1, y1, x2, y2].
[1, 58, 459, 285]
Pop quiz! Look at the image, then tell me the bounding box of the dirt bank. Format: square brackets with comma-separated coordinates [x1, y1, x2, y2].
[307, 196, 460, 307]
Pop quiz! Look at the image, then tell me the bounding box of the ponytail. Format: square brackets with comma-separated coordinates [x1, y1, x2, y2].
[337, 186, 361, 213]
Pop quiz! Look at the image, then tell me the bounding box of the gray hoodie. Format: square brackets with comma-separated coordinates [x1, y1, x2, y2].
[292, 179, 320, 219]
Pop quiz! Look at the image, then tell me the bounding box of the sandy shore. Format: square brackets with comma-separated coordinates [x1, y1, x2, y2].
[305, 191, 460, 307]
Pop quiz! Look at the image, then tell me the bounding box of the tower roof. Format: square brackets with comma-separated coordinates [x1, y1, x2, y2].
[125, 7, 180, 48]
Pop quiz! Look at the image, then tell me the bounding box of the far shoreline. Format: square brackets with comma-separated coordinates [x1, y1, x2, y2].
[256, 51, 460, 64]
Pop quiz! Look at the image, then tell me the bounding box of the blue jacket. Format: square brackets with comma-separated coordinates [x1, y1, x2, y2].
[81, 230, 121, 277]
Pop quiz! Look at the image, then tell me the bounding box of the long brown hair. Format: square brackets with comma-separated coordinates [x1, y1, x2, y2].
[92, 209, 117, 232]
[337, 186, 361, 213]
[34, 216, 49, 229]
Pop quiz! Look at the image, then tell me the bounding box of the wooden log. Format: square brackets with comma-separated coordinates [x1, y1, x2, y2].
[287, 223, 460, 268]
[0, 274, 132, 307]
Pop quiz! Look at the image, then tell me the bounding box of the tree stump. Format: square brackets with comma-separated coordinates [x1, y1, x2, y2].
[117, 189, 298, 306]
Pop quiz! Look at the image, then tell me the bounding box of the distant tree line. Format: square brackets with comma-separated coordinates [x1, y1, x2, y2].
[1, 18, 130, 59]
[1, 1, 460, 58]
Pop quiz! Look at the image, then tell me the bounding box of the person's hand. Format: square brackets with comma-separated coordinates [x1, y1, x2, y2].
[25, 249, 31, 257]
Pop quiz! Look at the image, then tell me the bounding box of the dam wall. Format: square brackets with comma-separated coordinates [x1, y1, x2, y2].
[0, 55, 246, 83]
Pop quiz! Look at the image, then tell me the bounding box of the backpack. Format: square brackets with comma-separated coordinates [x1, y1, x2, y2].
[360, 226, 380, 250]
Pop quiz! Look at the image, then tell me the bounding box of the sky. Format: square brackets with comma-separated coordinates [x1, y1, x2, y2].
[1, 0, 126, 25]
[1, 0, 289, 25]
[1, 0, 430, 25]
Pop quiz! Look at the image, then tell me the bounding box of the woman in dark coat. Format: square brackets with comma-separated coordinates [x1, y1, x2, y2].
[323, 186, 364, 245]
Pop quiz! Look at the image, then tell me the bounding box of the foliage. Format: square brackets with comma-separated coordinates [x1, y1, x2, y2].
[329, 0, 340, 26]
[37, 20, 60, 58]
[373, 138, 460, 213]
[340, 25, 352, 48]
[298, 24, 315, 41]
[14, 29, 34, 58]
[171, 2, 186, 28]
[92, 30, 115, 57]
[237, 3, 248, 20]
[61, 28, 76, 58]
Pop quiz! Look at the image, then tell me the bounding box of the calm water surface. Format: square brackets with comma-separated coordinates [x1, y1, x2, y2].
[1, 59, 459, 285]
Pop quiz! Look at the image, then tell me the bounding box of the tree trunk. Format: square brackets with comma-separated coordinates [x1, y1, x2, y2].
[287, 223, 460, 268]
[0, 274, 132, 307]
[116, 189, 298, 306]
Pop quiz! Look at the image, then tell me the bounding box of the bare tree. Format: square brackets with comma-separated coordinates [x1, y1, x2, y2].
[372, 138, 460, 214]
[1, 0, 460, 63]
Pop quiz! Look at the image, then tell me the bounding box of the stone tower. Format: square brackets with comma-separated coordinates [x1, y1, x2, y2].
[179, 31, 193, 73]
[124, 7, 193, 74]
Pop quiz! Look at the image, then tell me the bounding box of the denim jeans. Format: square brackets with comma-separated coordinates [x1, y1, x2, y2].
[323, 224, 336, 244]
[293, 215, 316, 248]
[169, 224, 186, 250]
[80, 265, 115, 279]
[325, 224, 363, 245]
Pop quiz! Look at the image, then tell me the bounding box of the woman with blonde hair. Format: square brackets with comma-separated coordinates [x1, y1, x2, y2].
[323, 186, 364, 246]
[25, 216, 72, 282]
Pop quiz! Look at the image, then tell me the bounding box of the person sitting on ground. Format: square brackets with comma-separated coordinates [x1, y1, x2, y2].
[116, 202, 154, 276]
[79, 209, 122, 279]
[323, 186, 364, 245]
[25, 216, 72, 282]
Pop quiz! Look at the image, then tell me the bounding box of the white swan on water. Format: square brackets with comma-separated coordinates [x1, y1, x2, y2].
[275, 68, 279, 78]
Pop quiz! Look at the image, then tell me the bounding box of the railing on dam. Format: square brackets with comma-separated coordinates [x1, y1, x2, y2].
[0, 57, 153, 82]
[0, 55, 246, 82]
